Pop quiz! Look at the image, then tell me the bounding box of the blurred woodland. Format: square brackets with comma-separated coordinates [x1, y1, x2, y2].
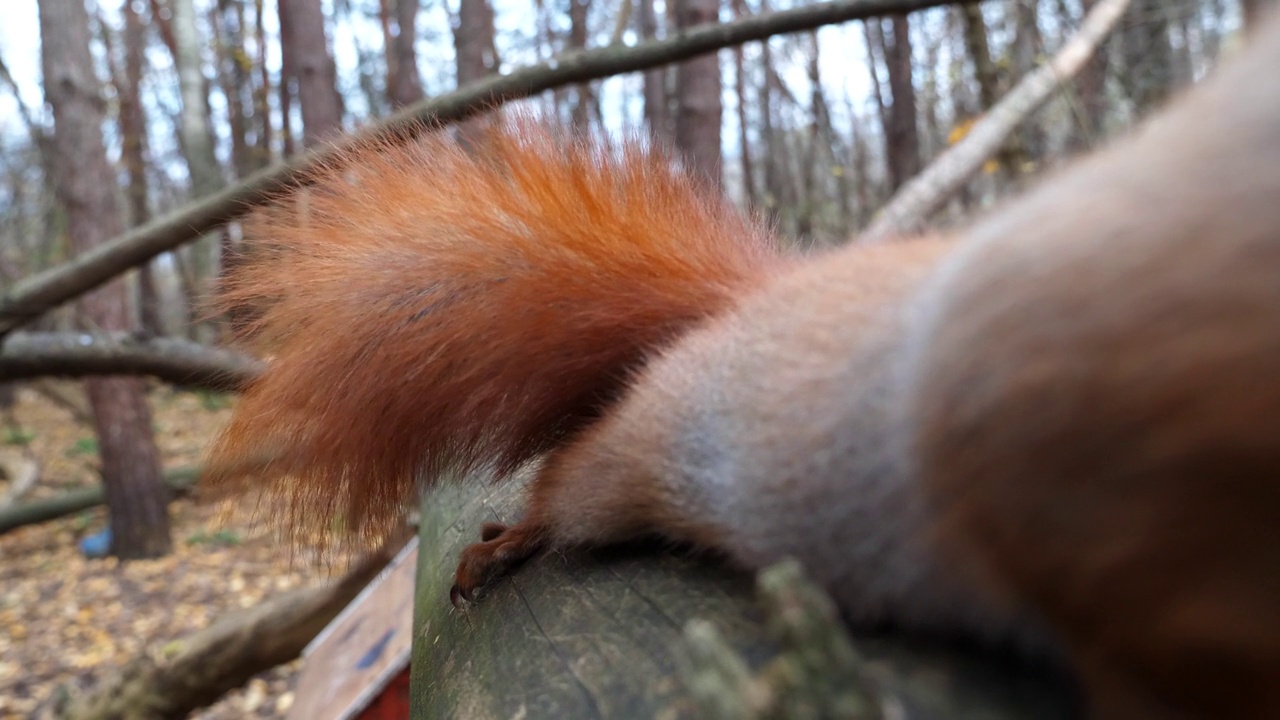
[0, 0, 1271, 717]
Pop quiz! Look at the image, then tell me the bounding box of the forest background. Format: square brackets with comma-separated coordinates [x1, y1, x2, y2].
[0, 0, 1267, 717]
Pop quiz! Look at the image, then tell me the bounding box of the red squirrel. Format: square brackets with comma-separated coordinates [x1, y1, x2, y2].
[207, 13, 1280, 719]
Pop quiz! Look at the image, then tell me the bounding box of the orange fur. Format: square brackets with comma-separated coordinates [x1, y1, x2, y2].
[206, 120, 781, 541]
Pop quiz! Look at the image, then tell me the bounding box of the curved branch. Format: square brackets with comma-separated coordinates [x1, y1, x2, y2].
[0, 332, 263, 391]
[0, 0, 974, 336]
[860, 0, 1132, 242]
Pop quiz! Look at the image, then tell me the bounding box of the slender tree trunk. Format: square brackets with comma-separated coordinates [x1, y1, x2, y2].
[1071, 0, 1111, 149]
[277, 0, 297, 156]
[453, 0, 499, 146]
[169, 0, 223, 342]
[569, 0, 597, 133]
[388, 0, 425, 108]
[38, 0, 173, 560]
[378, 0, 398, 100]
[1010, 0, 1046, 169]
[637, 0, 671, 142]
[118, 0, 165, 337]
[213, 0, 254, 179]
[170, 0, 223, 200]
[279, 0, 344, 146]
[732, 0, 754, 208]
[960, 5, 998, 109]
[1119, 0, 1177, 114]
[252, 0, 274, 165]
[879, 14, 920, 191]
[758, 33, 785, 231]
[673, 0, 723, 187]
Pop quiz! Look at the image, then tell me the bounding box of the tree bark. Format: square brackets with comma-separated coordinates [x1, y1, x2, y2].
[38, 0, 174, 559]
[280, 0, 345, 146]
[673, 0, 724, 187]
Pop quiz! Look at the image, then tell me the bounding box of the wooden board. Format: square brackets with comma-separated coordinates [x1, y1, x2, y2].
[288, 537, 418, 720]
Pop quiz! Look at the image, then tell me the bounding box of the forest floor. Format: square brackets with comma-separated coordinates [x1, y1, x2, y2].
[0, 382, 349, 719]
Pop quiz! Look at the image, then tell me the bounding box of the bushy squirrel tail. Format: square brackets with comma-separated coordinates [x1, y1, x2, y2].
[205, 118, 780, 542]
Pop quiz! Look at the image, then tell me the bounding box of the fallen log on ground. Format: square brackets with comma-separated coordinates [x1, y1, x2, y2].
[0, 466, 199, 535]
[54, 527, 413, 720]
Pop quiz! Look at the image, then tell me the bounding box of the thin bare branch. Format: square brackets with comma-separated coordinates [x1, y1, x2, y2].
[860, 0, 1132, 242]
[0, 0, 975, 337]
[0, 333, 263, 391]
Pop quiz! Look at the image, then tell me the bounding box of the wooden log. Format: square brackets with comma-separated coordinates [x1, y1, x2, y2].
[0, 466, 201, 535]
[410, 479, 1077, 719]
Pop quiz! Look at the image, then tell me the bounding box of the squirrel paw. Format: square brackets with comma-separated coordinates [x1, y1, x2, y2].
[450, 521, 544, 608]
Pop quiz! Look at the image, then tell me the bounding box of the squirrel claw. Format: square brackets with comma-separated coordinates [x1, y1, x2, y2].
[450, 522, 545, 608]
[449, 584, 474, 608]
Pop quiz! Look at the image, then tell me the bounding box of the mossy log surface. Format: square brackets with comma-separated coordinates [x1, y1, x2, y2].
[411, 479, 1075, 719]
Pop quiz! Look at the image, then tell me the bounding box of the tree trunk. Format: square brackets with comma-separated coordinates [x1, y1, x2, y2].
[453, 0, 499, 146]
[959, 4, 1017, 177]
[169, 0, 223, 341]
[673, 0, 723, 187]
[879, 14, 920, 191]
[38, 0, 173, 559]
[212, 0, 255, 179]
[276, 0, 297, 156]
[387, 0, 425, 108]
[732, 0, 754, 208]
[410, 479, 1075, 718]
[638, 0, 671, 142]
[960, 5, 997, 110]
[1009, 0, 1046, 171]
[1071, 0, 1111, 149]
[168, 0, 222, 202]
[1119, 0, 1176, 114]
[279, 0, 345, 146]
[252, 0, 274, 166]
[759, 32, 783, 230]
[117, 0, 165, 337]
[569, 0, 597, 133]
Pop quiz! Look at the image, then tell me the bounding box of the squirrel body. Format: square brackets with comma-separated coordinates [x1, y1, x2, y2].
[210, 15, 1280, 719]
